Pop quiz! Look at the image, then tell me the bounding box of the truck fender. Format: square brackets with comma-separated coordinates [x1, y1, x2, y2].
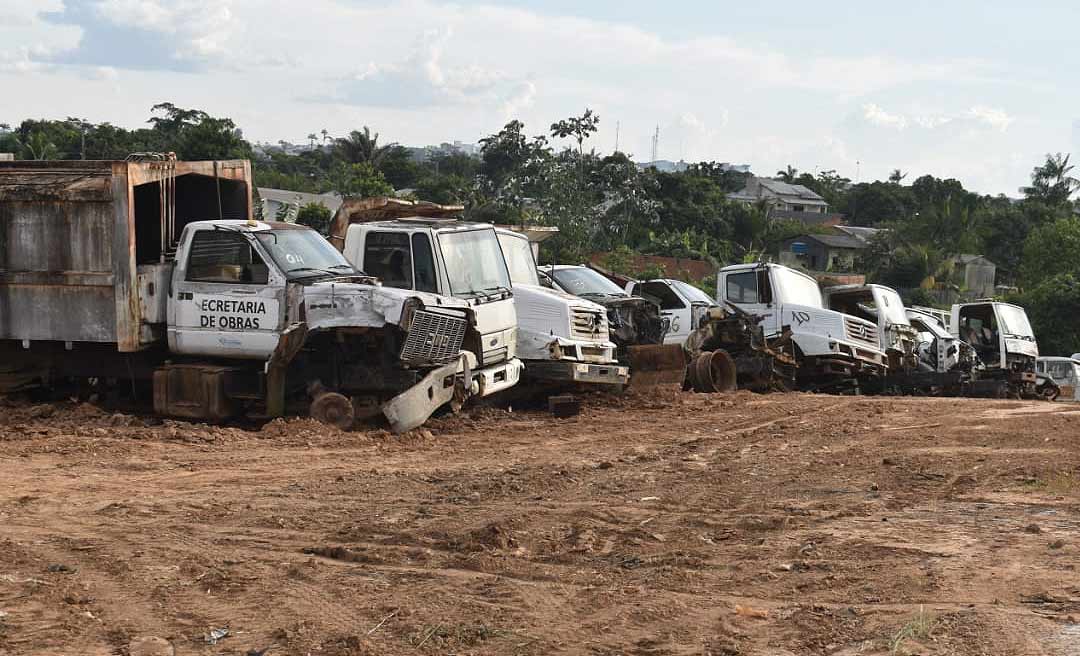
[382, 356, 463, 433]
[265, 322, 309, 417]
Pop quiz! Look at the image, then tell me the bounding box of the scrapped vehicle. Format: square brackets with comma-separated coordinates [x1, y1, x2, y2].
[494, 229, 627, 387]
[0, 159, 484, 433]
[332, 198, 523, 403]
[1036, 357, 1080, 401]
[824, 284, 919, 374]
[716, 263, 886, 391]
[950, 301, 1039, 398]
[905, 307, 981, 395]
[623, 278, 718, 345]
[540, 265, 686, 386]
[683, 301, 798, 393]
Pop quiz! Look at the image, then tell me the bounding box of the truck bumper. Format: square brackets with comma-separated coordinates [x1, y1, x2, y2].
[469, 357, 524, 397]
[382, 358, 462, 434]
[524, 359, 630, 385]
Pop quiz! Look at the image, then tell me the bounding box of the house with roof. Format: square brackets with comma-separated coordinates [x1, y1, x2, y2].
[778, 232, 867, 273]
[728, 176, 844, 226]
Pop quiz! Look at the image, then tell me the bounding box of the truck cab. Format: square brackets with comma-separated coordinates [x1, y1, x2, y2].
[1036, 357, 1080, 401]
[906, 307, 978, 375]
[823, 284, 918, 373]
[341, 218, 523, 399]
[950, 301, 1038, 395]
[495, 229, 627, 386]
[164, 219, 482, 432]
[624, 279, 718, 345]
[717, 263, 886, 386]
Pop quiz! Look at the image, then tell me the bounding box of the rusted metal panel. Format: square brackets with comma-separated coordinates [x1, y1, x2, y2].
[0, 159, 253, 352]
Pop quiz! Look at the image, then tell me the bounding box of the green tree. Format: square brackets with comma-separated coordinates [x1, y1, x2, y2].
[1019, 217, 1080, 285]
[334, 127, 396, 167]
[17, 131, 59, 160]
[328, 162, 394, 198]
[1012, 274, 1080, 355]
[548, 106, 600, 180]
[776, 165, 798, 182]
[295, 202, 333, 234]
[1023, 153, 1079, 207]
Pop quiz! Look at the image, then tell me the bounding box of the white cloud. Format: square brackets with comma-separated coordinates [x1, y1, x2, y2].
[92, 0, 236, 61]
[965, 105, 1014, 132]
[859, 103, 1014, 134]
[862, 103, 908, 130]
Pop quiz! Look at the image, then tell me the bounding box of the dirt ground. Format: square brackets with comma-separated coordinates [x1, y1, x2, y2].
[1, 391, 1079, 656]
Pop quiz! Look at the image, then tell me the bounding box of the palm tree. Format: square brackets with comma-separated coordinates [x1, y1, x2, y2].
[776, 165, 798, 183]
[888, 169, 907, 184]
[307, 133, 317, 149]
[17, 131, 59, 160]
[1023, 153, 1079, 206]
[334, 127, 397, 166]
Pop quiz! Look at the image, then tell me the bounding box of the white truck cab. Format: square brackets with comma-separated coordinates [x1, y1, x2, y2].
[951, 301, 1038, 395]
[717, 263, 886, 384]
[823, 283, 918, 372]
[495, 229, 628, 386]
[624, 279, 718, 345]
[1036, 357, 1080, 401]
[341, 218, 523, 398]
[165, 219, 481, 432]
[906, 307, 977, 375]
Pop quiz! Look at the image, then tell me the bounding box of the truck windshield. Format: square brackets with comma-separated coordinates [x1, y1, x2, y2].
[551, 267, 627, 298]
[255, 229, 357, 279]
[437, 228, 512, 297]
[670, 280, 716, 305]
[496, 232, 540, 286]
[996, 304, 1035, 337]
[773, 267, 823, 307]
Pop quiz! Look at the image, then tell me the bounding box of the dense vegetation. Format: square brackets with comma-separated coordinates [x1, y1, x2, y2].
[2, 104, 1078, 353]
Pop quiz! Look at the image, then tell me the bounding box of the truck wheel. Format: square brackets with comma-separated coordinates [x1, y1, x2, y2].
[688, 350, 737, 393]
[310, 392, 355, 430]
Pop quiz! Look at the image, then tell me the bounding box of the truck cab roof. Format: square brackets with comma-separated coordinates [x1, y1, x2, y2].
[350, 218, 493, 233]
[184, 219, 311, 233]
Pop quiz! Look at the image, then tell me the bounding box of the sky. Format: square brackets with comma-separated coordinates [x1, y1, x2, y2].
[2, 0, 1078, 195]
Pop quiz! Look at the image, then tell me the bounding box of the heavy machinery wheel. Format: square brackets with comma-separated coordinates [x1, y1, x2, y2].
[310, 391, 355, 430]
[687, 350, 737, 393]
[1038, 382, 1060, 402]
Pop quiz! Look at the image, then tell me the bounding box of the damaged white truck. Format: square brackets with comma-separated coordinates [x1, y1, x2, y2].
[713, 263, 887, 391]
[330, 197, 524, 402]
[0, 160, 493, 432]
[495, 229, 629, 388]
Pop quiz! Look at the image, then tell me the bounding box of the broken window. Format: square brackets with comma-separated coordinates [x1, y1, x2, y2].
[364, 232, 413, 289]
[186, 230, 268, 284]
[638, 281, 686, 310]
[411, 233, 438, 293]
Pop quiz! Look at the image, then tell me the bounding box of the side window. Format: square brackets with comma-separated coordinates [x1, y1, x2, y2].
[629, 283, 641, 297]
[364, 232, 412, 289]
[640, 281, 686, 310]
[186, 231, 268, 284]
[725, 272, 759, 304]
[411, 233, 438, 293]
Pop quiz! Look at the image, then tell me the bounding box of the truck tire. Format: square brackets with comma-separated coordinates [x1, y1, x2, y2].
[310, 392, 355, 430]
[688, 350, 737, 393]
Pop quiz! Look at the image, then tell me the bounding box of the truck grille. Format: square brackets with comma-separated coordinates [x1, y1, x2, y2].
[400, 310, 467, 365]
[844, 317, 878, 346]
[570, 308, 608, 341]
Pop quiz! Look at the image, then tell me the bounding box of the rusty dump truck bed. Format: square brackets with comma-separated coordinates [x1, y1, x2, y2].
[0, 159, 251, 352]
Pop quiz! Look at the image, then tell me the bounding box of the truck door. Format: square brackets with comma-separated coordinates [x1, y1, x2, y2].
[721, 269, 780, 335]
[632, 281, 692, 345]
[168, 229, 285, 359]
[360, 230, 441, 293]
